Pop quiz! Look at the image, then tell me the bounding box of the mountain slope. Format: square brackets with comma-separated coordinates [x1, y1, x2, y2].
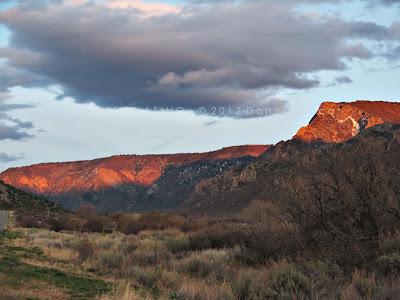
[186, 123, 400, 214]
[0, 145, 268, 211]
[0, 145, 268, 196]
[0, 180, 60, 211]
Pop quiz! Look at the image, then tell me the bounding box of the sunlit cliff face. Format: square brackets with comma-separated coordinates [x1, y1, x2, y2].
[0, 145, 269, 195]
[294, 101, 400, 143]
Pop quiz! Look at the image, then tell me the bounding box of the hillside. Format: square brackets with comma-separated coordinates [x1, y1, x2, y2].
[0, 180, 60, 211]
[0, 145, 268, 212]
[185, 123, 400, 214]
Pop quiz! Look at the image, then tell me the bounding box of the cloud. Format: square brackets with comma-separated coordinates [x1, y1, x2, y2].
[0, 89, 35, 141]
[328, 75, 353, 86]
[0, 152, 24, 163]
[364, 0, 400, 6]
[0, 122, 33, 140]
[0, 0, 398, 117]
[385, 45, 400, 60]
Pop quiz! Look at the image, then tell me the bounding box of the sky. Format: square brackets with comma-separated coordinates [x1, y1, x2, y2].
[0, 0, 399, 171]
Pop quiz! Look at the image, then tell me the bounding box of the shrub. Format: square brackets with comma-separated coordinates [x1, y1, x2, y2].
[380, 231, 400, 254]
[48, 216, 67, 232]
[16, 214, 41, 228]
[166, 236, 190, 253]
[129, 268, 160, 289]
[97, 250, 124, 270]
[234, 225, 300, 265]
[298, 260, 343, 298]
[376, 253, 400, 275]
[177, 250, 230, 281]
[231, 269, 270, 300]
[85, 216, 104, 232]
[242, 200, 282, 227]
[120, 216, 144, 235]
[132, 246, 171, 267]
[189, 223, 249, 250]
[64, 216, 85, 232]
[267, 261, 312, 300]
[348, 270, 381, 299]
[76, 239, 94, 264]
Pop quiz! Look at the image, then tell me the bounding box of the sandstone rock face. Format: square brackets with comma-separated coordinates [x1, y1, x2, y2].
[0, 145, 269, 196]
[294, 101, 400, 143]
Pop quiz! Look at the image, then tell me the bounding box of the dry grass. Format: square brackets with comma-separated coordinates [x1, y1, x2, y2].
[0, 276, 69, 300]
[99, 283, 150, 300]
[177, 279, 235, 300]
[5, 222, 400, 300]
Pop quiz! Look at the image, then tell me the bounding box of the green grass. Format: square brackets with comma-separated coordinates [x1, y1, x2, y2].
[0, 231, 112, 299]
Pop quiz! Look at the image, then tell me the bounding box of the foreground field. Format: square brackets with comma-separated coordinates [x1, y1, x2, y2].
[2, 220, 400, 299]
[4, 187, 400, 300]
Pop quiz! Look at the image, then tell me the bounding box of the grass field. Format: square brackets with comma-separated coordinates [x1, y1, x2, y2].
[3, 200, 400, 299]
[1, 225, 400, 300]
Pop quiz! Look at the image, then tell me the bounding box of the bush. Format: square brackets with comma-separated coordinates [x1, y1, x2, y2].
[298, 260, 343, 298]
[231, 269, 270, 300]
[16, 214, 41, 228]
[85, 216, 104, 232]
[127, 267, 160, 289]
[376, 253, 400, 275]
[97, 250, 124, 270]
[166, 236, 190, 253]
[380, 231, 400, 254]
[348, 270, 381, 299]
[76, 239, 94, 264]
[48, 216, 67, 232]
[119, 212, 201, 235]
[177, 250, 230, 281]
[267, 261, 312, 300]
[189, 223, 249, 250]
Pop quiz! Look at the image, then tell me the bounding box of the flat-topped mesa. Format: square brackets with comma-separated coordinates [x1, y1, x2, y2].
[294, 101, 400, 143]
[0, 145, 269, 196]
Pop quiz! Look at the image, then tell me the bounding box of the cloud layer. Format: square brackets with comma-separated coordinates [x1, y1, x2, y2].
[0, 152, 24, 162]
[0, 0, 399, 117]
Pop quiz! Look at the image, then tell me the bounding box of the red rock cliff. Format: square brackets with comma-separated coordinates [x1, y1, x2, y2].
[0, 145, 269, 196]
[294, 101, 400, 143]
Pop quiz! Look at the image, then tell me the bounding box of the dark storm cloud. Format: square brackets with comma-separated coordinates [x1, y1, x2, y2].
[0, 0, 399, 117]
[0, 152, 24, 162]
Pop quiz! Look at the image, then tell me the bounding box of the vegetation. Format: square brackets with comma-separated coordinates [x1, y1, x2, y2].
[0, 229, 111, 299]
[3, 195, 399, 299]
[0, 180, 62, 211]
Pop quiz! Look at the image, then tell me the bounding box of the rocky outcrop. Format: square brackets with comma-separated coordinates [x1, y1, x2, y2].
[294, 101, 400, 143]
